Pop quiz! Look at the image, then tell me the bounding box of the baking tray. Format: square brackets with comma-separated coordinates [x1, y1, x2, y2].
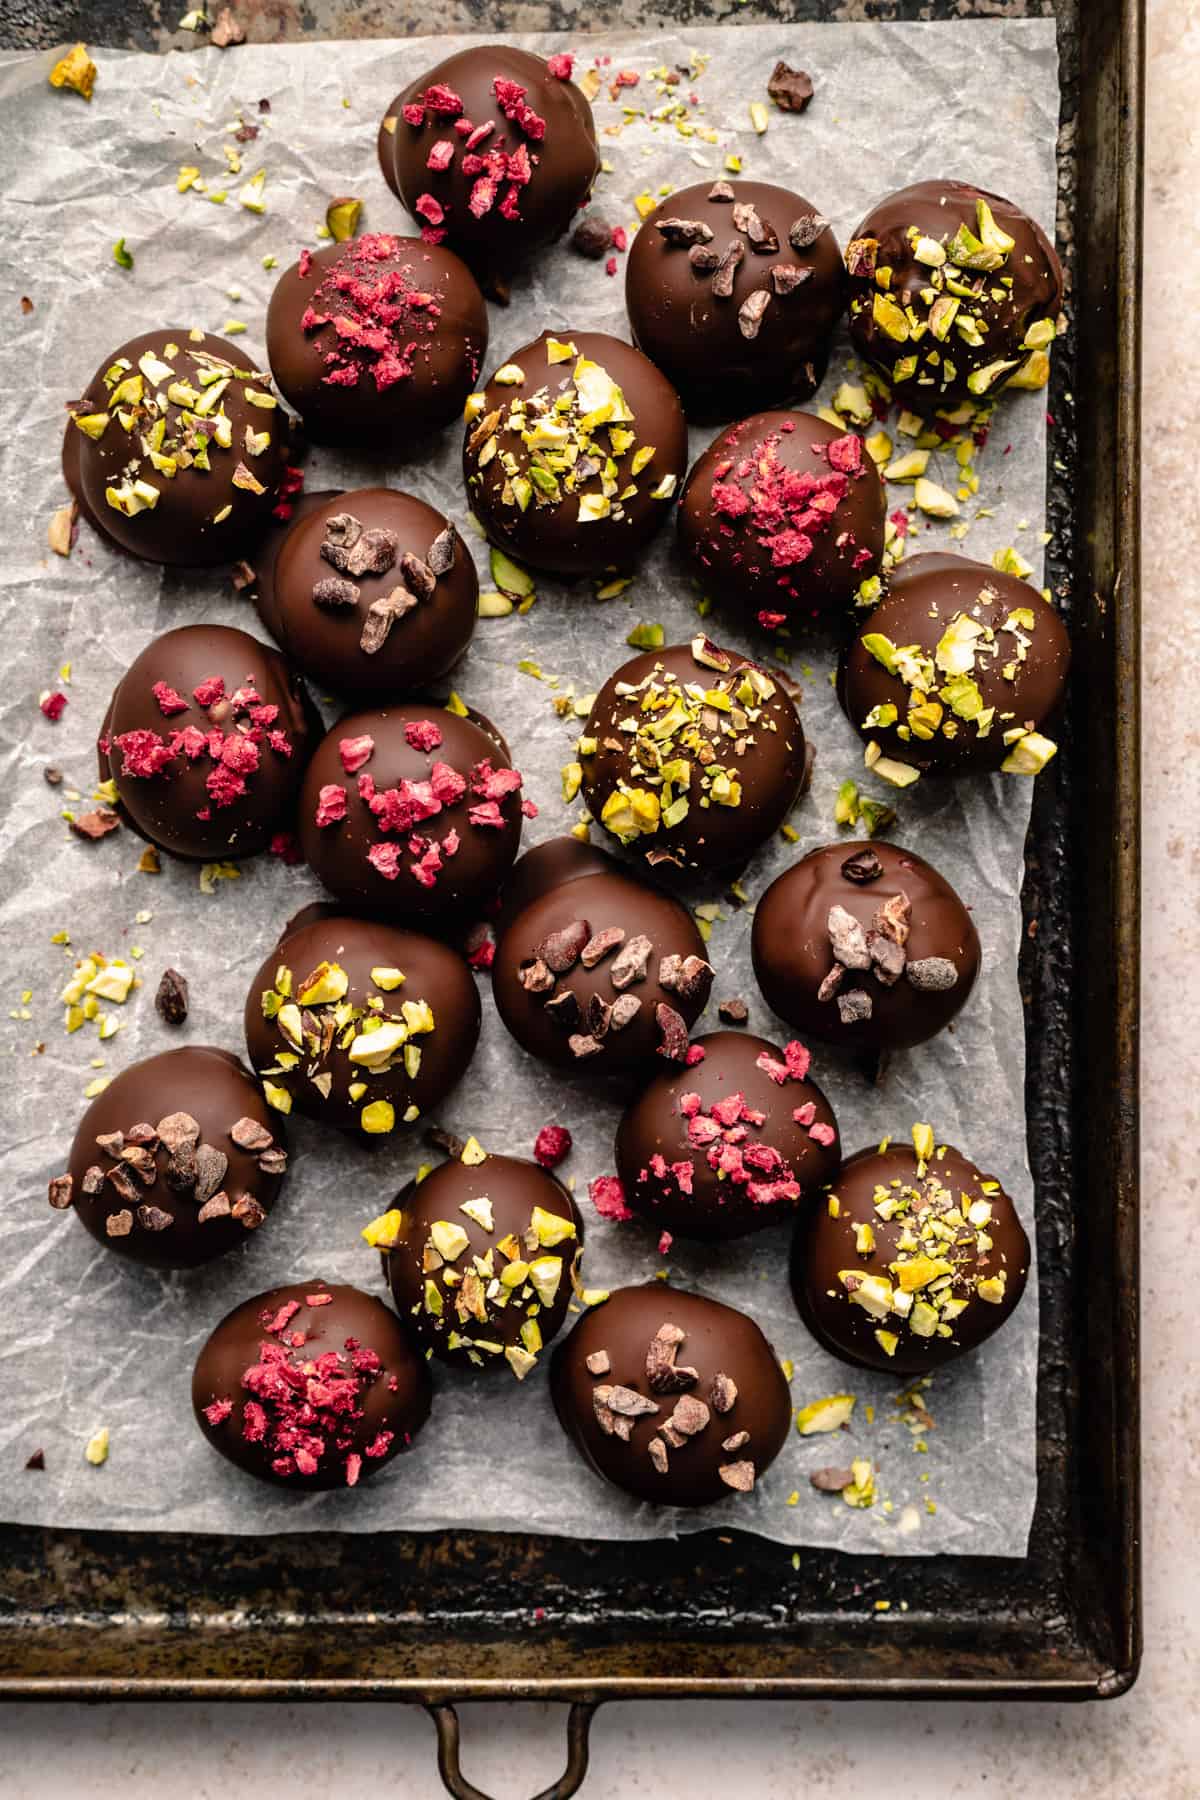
[0, 0, 1141, 1793]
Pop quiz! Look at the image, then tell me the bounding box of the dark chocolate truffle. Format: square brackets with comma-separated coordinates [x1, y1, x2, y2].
[63, 328, 291, 565]
[792, 1130, 1030, 1375]
[751, 840, 980, 1054]
[251, 486, 477, 700]
[244, 907, 480, 1141]
[492, 838, 713, 1074]
[380, 47, 599, 276]
[58, 1046, 285, 1269]
[265, 233, 487, 448]
[298, 702, 525, 920]
[845, 180, 1062, 413]
[625, 180, 845, 422]
[98, 624, 317, 861]
[615, 1031, 840, 1241]
[579, 638, 806, 875]
[677, 409, 886, 626]
[463, 331, 688, 579]
[384, 1147, 582, 1377]
[551, 1284, 791, 1506]
[839, 551, 1070, 780]
[193, 1280, 432, 1487]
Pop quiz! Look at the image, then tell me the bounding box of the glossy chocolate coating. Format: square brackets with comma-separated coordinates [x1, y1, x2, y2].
[244, 912, 480, 1140]
[63, 328, 290, 566]
[839, 552, 1070, 777]
[846, 180, 1062, 413]
[266, 234, 487, 448]
[298, 703, 524, 921]
[492, 842, 713, 1075]
[382, 46, 599, 273]
[385, 1152, 582, 1372]
[678, 409, 886, 625]
[463, 330, 687, 579]
[493, 833, 614, 940]
[64, 1046, 285, 1270]
[193, 1281, 432, 1487]
[253, 486, 477, 701]
[792, 1140, 1030, 1375]
[752, 840, 980, 1053]
[98, 624, 317, 861]
[551, 1284, 792, 1507]
[625, 180, 846, 422]
[580, 640, 806, 875]
[616, 1031, 840, 1241]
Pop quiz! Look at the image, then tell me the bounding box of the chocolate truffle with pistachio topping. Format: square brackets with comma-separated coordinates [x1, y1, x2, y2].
[838, 551, 1070, 782]
[791, 1128, 1030, 1375]
[752, 840, 980, 1054]
[379, 45, 599, 278]
[677, 409, 887, 628]
[579, 638, 806, 876]
[383, 1146, 583, 1378]
[463, 330, 688, 579]
[625, 179, 846, 422]
[57, 1046, 286, 1270]
[845, 180, 1062, 414]
[63, 328, 292, 565]
[551, 1284, 792, 1507]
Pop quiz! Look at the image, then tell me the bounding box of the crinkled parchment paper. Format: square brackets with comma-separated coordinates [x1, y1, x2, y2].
[0, 18, 1058, 1553]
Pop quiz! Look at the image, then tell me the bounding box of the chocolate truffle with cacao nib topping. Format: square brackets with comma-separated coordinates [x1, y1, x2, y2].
[839, 551, 1070, 781]
[193, 1281, 432, 1488]
[464, 331, 688, 579]
[752, 840, 980, 1054]
[384, 1146, 582, 1378]
[98, 624, 317, 862]
[845, 180, 1062, 414]
[298, 702, 527, 921]
[56, 1046, 286, 1270]
[251, 487, 477, 701]
[579, 638, 806, 876]
[265, 234, 487, 448]
[551, 1284, 792, 1507]
[63, 328, 292, 566]
[677, 410, 886, 628]
[615, 1031, 840, 1242]
[380, 46, 599, 276]
[625, 180, 845, 423]
[492, 837, 714, 1074]
[792, 1127, 1030, 1376]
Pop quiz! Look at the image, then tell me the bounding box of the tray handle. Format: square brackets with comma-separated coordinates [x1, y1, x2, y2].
[427, 1700, 596, 1800]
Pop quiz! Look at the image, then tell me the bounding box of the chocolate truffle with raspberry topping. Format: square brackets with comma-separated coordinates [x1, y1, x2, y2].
[677, 410, 886, 628]
[792, 1129, 1030, 1375]
[492, 838, 714, 1075]
[579, 638, 806, 876]
[193, 1281, 432, 1489]
[625, 180, 845, 422]
[244, 905, 480, 1142]
[752, 840, 980, 1054]
[551, 1284, 792, 1507]
[384, 1146, 582, 1377]
[55, 1046, 286, 1270]
[298, 702, 526, 922]
[251, 487, 477, 701]
[98, 624, 317, 862]
[63, 328, 292, 566]
[839, 551, 1070, 781]
[616, 1031, 840, 1241]
[845, 180, 1062, 414]
[265, 234, 487, 449]
[463, 331, 687, 579]
[380, 46, 598, 277]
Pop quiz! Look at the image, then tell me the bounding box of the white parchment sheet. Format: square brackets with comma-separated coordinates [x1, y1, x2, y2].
[0, 18, 1058, 1553]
